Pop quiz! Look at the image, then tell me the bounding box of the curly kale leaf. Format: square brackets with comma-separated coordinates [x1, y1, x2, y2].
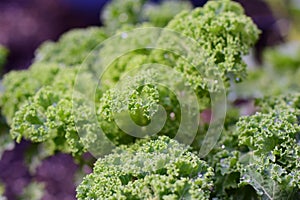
[1, 63, 60, 124]
[0, 27, 111, 156]
[158, 0, 260, 84]
[101, 0, 147, 32]
[8, 64, 113, 156]
[101, 0, 192, 32]
[143, 0, 192, 27]
[234, 97, 300, 199]
[98, 67, 187, 145]
[76, 136, 214, 200]
[207, 93, 300, 199]
[237, 109, 300, 195]
[9, 67, 89, 156]
[256, 93, 300, 113]
[240, 165, 299, 200]
[35, 27, 107, 66]
[1, 28, 106, 124]
[96, 0, 259, 147]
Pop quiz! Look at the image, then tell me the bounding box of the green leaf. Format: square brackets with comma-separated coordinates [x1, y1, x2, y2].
[76, 136, 214, 200]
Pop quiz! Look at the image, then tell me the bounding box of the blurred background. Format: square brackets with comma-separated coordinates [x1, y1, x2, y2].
[1, 0, 298, 73]
[0, 0, 299, 199]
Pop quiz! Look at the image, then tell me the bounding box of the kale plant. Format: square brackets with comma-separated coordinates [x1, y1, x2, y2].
[1, 0, 299, 199]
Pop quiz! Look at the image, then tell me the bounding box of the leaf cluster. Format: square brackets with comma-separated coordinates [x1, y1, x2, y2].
[76, 136, 214, 200]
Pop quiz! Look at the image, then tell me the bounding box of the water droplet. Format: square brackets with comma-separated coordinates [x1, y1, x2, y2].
[180, 91, 185, 97]
[121, 32, 128, 39]
[274, 118, 281, 123]
[170, 112, 175, 119]
[241, 175, 250, 183]
[220, 159, 229, 169]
